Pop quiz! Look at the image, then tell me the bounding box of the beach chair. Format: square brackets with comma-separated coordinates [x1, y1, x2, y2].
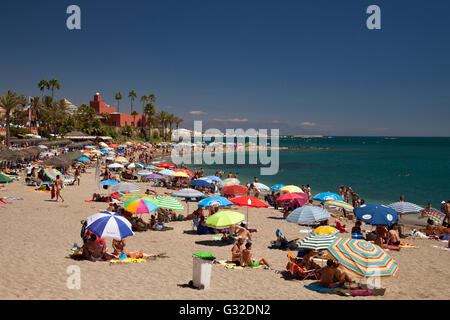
[286, 251, 320, 280]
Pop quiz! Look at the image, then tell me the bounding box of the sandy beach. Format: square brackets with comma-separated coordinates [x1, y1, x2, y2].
[0, 167, 449, 300]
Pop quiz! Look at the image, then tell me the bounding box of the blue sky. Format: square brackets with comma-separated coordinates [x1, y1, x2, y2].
[1, 0, 449, 136]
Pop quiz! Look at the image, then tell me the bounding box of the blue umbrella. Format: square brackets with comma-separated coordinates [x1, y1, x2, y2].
[286, 206, 331, 224]
[86, 211, 134, 240]
[191, 179, 214, 189]
[198, 196, 233, 208]
[100, 149, 109, 154]
[354, 204, 398, 226]
[85, 146, 95, 149]
[78, 157, 91, 162]
[271, 184, 286, 191]
[313, 192, 344, 201]
[98, 179, 119, 186]
[205, 176, 222, 183]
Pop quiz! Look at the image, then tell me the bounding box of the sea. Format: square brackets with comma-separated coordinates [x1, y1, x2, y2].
[175, 137, 450, 225]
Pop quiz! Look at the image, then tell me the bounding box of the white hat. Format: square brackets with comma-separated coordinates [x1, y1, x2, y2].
[442, 201, 446, 204]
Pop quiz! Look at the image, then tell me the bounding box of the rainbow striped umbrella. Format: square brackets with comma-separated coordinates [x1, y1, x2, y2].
[111, 191, 129, 200]
[218, 178, 240, 188]
[151, 196, 184, 210]
[137, 170, 153, 176]
[325, 200, 354, 211]
[328, 238, 399, 279]
[119, 192, 149, 201]
[171, 189, 205, 198]
[123, 197, 159, 215]
[44, 168, 65, 182]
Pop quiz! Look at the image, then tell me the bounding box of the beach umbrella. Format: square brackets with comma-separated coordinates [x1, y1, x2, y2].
[112, 182, 139, 193]
[218, 178, 240, 188]
[44, 168, 65, 182]
[312, 225, 339, 236]
[297, 234, 337, 251]
[151, 196, 185, 210]
[137, 170, 153, 176]
[172, 171, 190, 178]
[222, 185, 249, 196]
[171, 189, 205, 198]
[191, 179, 214, 189]
[158, 163, 177, 169]
[205, 176, 222, 183]
[286, 206, 331, 224]
[253, 182, 270, 191]
[118, 192, 148, 201]
[111, 191, 129, 200]
[41, 152, 55, 157]
[106, 156, 115, 161]
[327, 238, 399, 279]
[313, 192, 344, 201]
[38, 145, 48, 149]
[144, 173, 166, 181]
[198, 196, 233, 208]
[325, 200, 354, 211]
[276, 192, 307, 202]
[173, 169, 194, 177]
[98, 179, 119, 186]
[206, 210, 245, 228]
[145, 165, 156, 170]
[229, 196, 270, 223]
[270, 184, 286, 191]
[86, 211, 134, 240]
[420, 208, 445, 225]
[290, 197, 309, 207]
[84, 146, 95, 150]
[136, 162, 146, 168]
[280, 185, 303, 193]
[77, 157, 91, 162]
[127, 163, 136, 169]
[354, 204, 398, 226]
[114, 156, 129, 164]
[0, 173, 13, 184]
[108, 163, 124, 169]
[387, 202, 424, 214]
[158, 169, 175, 176]
[123, 197, 159, 215]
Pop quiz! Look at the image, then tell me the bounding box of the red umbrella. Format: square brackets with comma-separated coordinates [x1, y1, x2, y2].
[290, 197, 309, 207]
[229, 196, 269, 224]
[158, 163, 177, 169]
[276, 192, 307, 202]
[222, 185, 249, 196]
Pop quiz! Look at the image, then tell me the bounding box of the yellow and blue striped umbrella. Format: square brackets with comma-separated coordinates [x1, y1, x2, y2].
[325, 200, 354, 211]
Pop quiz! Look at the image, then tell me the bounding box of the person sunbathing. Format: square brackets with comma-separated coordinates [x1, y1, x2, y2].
[231, 238, 245, 266]
[388, 225, 401, 245]
[82, 234, 104, 262]
[112, 238, 127, 256]
[241, 242, 271, 270]
[232, 224, 253, 241]
[300, 249, 321, 271]
[426, 219, 436, 236]
[320, 259, 353, 288]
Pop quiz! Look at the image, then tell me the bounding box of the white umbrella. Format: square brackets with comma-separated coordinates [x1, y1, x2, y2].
[112, 182, 140, 193]
[86, 211, 134, 240]
[253, 182, 270, 191]
[109, 163, 124, 169]
[38, 145, 48, 149]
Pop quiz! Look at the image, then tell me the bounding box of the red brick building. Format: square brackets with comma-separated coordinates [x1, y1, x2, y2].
[90, 93, 147, 127]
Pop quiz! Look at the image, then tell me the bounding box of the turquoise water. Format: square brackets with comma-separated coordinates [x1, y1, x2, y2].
[181, 137, 450, 209]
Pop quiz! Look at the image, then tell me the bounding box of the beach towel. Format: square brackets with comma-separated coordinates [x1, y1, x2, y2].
[213, 260, 263, 270]
[3, 197, 23, 201]
[0, 201, 7, 205]
[433, 246, 450, 251]
[411, 230, 428, 239]
[399, 241, 419, 248]
[109, 258, 147, 264]
[299, 229, 313, 234]
[304, 283, 342, 293]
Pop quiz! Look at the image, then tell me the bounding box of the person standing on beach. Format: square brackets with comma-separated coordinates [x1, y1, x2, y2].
[55, 175, 64, 202]
[344, 187, 350, 203]
[74, 167, 81, 186]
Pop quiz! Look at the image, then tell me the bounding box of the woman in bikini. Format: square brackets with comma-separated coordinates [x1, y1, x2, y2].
[231, 238, 245, 266]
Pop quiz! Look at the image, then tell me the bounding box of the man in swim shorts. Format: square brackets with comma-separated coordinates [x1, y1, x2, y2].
[241, 242, 271, 270]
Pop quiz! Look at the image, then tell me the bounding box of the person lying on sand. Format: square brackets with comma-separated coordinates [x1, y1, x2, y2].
[320, 259, 354, 288]
[388, 224, 401, 246]
[112, 238, 127, 256]
[82, 234, 104, 262]
[241, 242, 271, 270]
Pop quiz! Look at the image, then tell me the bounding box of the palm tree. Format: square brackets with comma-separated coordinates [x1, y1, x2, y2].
[38, 79, 49, 99]
[140, 95, 148, 114]
[115, 92, 122, 113]
[0, 91, 27, 147]
[155, 111, 169, 141]
[174, 116, 183, 130]
[29, 97, 44, 127]
[48, 79, 60, 100]
[128, 90, 137, 113]
[167, 113, 176, 140]
[131, 110, 139, 127]
[144, 102, 156, 139]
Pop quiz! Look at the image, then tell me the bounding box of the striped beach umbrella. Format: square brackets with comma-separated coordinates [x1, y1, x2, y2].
[388, 202, 424, 214]
[123, 197, 159, 215]
[313, 192, 344, 201]
[112, 182, 139, 193]
[420, 208, 445, 225]
[328, 238, 399, 279]
[171, 189, 205, 198]
[312, 225, 339, 236]
[86, 211, 134, 240]
[297, 234, 337, 251]
[280, 185, 303, 193]
[137, 170, 153, 176]
[152, 196, 184, 210]
[44, 168, 65, 182]
[111, 191, 129, 200]
[287, 206, 331, 224]
[198, 196, 233, 208]
[270, 184, 286, 191]
[118, 192, 148, 201]
[218, 178, 240, 188]
[325, 200, 354, 211]
[206, 210, 245, 228]
[354, 204, 398, 226]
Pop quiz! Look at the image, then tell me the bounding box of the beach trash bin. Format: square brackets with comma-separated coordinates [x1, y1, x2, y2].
[189, 252, 215, 290]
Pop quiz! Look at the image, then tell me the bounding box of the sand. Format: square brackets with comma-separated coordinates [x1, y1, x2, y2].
[0, 168, 449, 300]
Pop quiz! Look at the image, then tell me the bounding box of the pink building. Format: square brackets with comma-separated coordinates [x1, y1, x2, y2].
[90, 93, 146, 127]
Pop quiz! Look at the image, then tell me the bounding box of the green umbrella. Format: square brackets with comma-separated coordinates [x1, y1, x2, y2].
[0, 173, 13, 183]
[206, 210, 245, 228]
[150, 196, 184, 210]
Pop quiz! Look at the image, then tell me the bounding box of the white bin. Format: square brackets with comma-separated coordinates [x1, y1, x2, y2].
[190, 255, 213, 290]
